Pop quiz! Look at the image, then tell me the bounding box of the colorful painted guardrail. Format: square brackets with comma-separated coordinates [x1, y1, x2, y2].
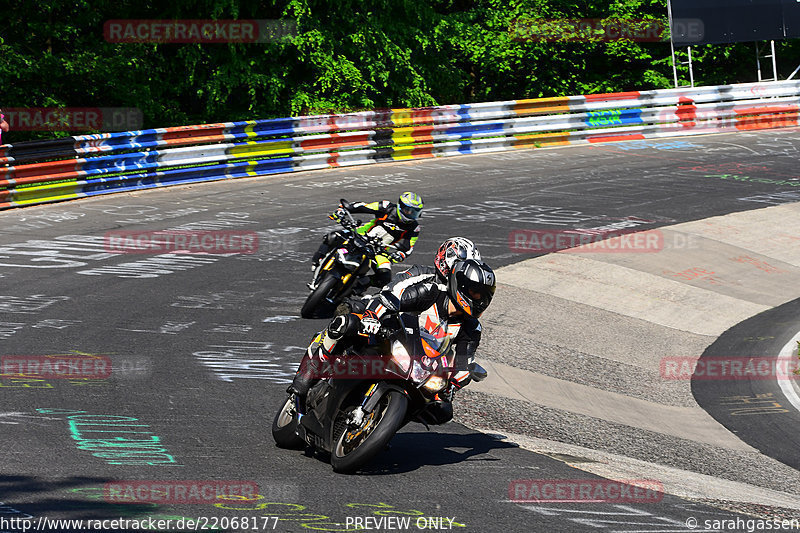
[2, 80, 799, 209]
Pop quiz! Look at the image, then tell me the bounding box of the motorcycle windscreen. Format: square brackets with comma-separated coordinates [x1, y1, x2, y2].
[336, 246, 366, 268]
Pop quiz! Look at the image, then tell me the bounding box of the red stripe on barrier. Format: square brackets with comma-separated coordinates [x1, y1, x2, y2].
[734, 105, 800, 115]
[410, 146, 435, 157]
[299, 133, 371, 150]
[154, 133, 229, 148]
[0, 171, 80, 189]
[161, 124, 227, 141]
[411, 109, 436, 123]
[409, 125, 436, 141]
[1, 159, 81, 180]
[588, 133, 646, 143]
[584, 91, 642, 102]
[326, 153, 340, 167]
[735, 112, 800, 131]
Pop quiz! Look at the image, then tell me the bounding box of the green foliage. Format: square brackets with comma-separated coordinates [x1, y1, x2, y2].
[2, 0, 800, 142]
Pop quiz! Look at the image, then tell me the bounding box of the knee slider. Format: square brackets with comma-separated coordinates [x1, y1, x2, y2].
[327, 313, 357, 340]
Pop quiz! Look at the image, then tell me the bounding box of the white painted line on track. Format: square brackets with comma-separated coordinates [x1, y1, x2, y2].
[777, 330, 800, 413]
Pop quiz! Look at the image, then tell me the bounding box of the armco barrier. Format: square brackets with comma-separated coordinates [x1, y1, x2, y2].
[2, 80, 799, 210]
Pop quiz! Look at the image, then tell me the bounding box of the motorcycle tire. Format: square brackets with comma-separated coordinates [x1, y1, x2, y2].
[301, 274, 340, 319]
[330, 390, 408, 474]
[271, 395, 305, 449]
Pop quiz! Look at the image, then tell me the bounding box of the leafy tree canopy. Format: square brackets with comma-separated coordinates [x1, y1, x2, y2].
[2, 0, 799, 141]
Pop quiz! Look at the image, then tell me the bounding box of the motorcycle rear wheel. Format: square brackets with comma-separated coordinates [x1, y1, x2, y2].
[330, 390, 408, 474]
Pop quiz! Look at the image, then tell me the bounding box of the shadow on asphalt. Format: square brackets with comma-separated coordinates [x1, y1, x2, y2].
[0, 475, 162, 520]
[357, 427, 519, 475]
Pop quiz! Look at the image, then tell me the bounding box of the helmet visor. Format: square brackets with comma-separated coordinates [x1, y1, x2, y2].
[454, 271, 495, 317]
[399, 203, 422, 220]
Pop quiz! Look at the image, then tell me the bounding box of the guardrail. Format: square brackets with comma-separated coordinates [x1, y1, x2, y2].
[2, 80, 799, 210]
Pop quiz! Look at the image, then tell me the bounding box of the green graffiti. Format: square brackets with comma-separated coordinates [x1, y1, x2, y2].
[587, 109, 624, 127]
[37, 409, 181, 466]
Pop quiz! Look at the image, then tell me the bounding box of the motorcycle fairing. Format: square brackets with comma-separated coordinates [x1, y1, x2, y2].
[417, 303, 461, 362]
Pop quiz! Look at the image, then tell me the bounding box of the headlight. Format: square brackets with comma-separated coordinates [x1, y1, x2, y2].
[391, 340, 411, 373]
[422, 375, 447, 393]
[411, 360, 430, 384]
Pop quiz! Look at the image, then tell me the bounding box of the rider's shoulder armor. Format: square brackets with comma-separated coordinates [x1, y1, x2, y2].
[379, 270, 442, 313]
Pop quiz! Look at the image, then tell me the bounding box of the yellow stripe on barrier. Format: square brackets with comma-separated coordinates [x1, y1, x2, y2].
[9, 180, 82, 205]
[243, 121, 259, 138]
[391, 144, 417, 160]
[391, 109, 415, 126]
[391, 127, 418, 146]
[514, 97, 571, 116]
[513, 132, 571, 148]
[391, 144, 434, 160]
[245, 161, 261, 177]
[229, 140, 295, 158]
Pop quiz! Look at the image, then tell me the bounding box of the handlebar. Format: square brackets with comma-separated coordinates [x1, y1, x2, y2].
[332, 201, 386, 257]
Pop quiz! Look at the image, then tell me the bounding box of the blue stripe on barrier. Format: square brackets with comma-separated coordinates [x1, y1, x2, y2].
[584, 109, 643, 128]
[228, 118, 296, 137]
[81, 155, 300, 196]
[457, 140, 475, 154]
[445, 122, 506, 136]
[81, 151, 160, 173]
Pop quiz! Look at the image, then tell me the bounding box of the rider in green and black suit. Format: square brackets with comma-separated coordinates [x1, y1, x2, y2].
[312, 192, 423, 289]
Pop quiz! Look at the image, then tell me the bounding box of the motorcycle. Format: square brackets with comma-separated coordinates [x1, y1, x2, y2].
[301, 200, 389, 319]
[271, 312, 488, 473]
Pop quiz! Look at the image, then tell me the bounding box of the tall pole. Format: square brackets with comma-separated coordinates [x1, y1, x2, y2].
[667, 0, 679, 87]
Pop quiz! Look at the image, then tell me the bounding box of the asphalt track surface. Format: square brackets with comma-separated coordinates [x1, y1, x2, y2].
[694, 297, 800, 471]
[2, 130, 800, 532]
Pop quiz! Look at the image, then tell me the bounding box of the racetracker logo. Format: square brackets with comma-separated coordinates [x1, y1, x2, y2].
[509, 229, 664, 253]
[104, 19, 297, 43]
[103, 480, 259, 504]
[301, 356, 410, 380]
[2, 107, 142, 132]
[509, 479, 664, 503]
[509, 18, 704, 43]
[1, 355, 112, 379]
[104, 230, 258, 254]
[661, 356, 800, 381]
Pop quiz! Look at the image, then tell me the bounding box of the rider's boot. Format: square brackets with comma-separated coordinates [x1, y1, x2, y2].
[288, 316, 357, 409]
[350, 276, 371, 296]
[371, 268, 392, 289]
[311, 248, 325, 270]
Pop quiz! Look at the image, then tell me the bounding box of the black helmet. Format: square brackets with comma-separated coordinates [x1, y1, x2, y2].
[447, 259, 496, 318]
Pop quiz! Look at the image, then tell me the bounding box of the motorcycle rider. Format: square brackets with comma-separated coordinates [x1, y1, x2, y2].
[399, 236, 482, 285]
[311, 192, 423, 290]
[290, 241, 495, 420]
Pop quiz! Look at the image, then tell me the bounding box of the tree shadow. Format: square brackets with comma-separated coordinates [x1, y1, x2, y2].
[0, 475, 188, 530]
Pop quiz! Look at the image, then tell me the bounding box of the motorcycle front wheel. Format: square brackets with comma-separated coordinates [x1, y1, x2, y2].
[271, 395, 305, 449]
[330, 390, 408, 474]
[301, 274, 340, 319]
